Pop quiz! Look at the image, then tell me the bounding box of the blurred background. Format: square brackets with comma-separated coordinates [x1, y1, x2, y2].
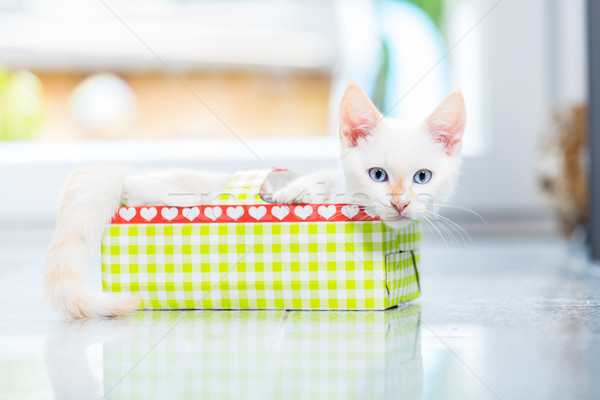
[0, 0, 588, 236]
[1, 2, 599, 399]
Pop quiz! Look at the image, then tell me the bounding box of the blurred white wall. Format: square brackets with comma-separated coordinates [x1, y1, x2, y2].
[554, 0, 587, 108]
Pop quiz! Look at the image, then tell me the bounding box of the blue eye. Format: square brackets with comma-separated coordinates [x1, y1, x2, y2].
[413, 169, 432, 184]
[369, 168, 388, 182]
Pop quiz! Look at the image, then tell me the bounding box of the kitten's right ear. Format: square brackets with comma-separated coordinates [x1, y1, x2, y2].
[339, 82, 382, 147]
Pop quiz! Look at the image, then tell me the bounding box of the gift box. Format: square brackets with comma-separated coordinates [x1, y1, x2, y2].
[101, 169, 421, 310]
[102, 306, 423, 399]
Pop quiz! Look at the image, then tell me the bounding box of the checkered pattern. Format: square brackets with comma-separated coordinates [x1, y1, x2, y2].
[102, 306, 422, 399]
[214, 169, 272, 205]
[101, 221, 420, 310]
[101, 169, 421, 310]
[385, 250, 421, 308]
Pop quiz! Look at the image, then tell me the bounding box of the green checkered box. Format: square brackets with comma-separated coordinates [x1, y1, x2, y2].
[101, 169, 421, 310]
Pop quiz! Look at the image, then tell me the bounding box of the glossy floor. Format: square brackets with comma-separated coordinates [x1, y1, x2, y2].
[1, 228, 599, 399]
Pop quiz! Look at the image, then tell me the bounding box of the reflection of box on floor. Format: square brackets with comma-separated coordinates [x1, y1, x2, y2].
[103, 306, 423, 399]
[101, 169, 421, 310]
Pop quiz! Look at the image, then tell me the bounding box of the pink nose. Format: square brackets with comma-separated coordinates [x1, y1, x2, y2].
[391, 200, 410, 213]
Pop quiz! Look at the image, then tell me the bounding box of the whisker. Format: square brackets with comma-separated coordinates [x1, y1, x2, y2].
[420, 216, 439, 244]
[433, 217, 463, 247]
[422, 216, 449, 247]
[423, 209, 473, 248]
[437, 217, 470, 248]
[424, 216, 456, 248]
[430, 214, 466, 248]
[435, 214, 473, 244]
[434, 203, 487, 225]
[420, 218, 441, 245]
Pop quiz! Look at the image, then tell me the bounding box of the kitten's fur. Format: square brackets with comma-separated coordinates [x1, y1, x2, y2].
[44, 83, 466, 318]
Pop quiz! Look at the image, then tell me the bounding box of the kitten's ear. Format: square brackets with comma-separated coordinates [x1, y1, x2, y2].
[339, 82, 382, 147]
[425, 91, 466, 157]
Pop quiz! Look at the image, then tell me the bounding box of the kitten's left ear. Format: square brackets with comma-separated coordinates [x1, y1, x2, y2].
[425, 91, 466, 157]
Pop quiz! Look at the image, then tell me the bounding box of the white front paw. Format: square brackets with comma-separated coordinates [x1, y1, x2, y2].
[272, 185, 311, 204]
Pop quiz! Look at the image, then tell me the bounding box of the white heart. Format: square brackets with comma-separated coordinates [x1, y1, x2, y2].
[364, 208, 378, 219]
[249, 206, 267, 221]
[161, 207, 179, 221]
[182, 207, 200, 221]
[118, 207, 136, 221]
[226, 206, 244, 220]
[317, 205, 336, 220]
[341, 205, 360, 219]
[204, 206, 222, 221]
[294, 205, 313, 220]
[271, 206, 289, 220]
[140, 207, 157, 221]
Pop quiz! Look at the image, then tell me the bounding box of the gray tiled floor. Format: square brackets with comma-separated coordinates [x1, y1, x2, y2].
[1, 228, 599, 399]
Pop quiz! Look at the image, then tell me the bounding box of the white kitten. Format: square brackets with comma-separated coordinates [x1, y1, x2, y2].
[44, 82, 465, 318]
[273, 82, 466, 229]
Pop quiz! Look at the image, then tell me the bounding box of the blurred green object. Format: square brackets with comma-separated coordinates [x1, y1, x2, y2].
[0, 68, 43, 141]
[372, 39, 390, 112]
[404, 0, 445, 29]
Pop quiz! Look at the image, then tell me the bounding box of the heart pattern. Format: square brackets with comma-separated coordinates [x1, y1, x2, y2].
[116, 204, 379, 223]
[271, 206, 289, 220]
[294, 205, 313, 220]
[341, 205, 359, 219]
[226, 206, 244, 220]
[119, 207, 136, 221]
[364, 208, 378, 219]
[182, 207, 200, 221]
[140, 207, 157, 221]
[204, 206, 222, 221]
[161, 207, 179, 221]
[317, 205, 336, 220]
[249, 206, 267, 221]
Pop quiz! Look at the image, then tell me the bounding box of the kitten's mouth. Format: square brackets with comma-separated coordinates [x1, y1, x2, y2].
[373, 203, 414, 222]
[377, 210, 414, 223]
[380, 215, 414, 229]
[383, 215, 411, 222]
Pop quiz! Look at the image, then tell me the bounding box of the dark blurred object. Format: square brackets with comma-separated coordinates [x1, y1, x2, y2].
[538, 105, 588, 236]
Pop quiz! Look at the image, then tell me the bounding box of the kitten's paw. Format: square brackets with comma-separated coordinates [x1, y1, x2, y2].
[272, 184, 312, 204]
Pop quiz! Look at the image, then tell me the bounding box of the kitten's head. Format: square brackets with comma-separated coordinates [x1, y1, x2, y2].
[338, 82, 466, 229]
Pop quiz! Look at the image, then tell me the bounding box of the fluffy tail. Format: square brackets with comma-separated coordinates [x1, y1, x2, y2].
[44, 166, 139, 318]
